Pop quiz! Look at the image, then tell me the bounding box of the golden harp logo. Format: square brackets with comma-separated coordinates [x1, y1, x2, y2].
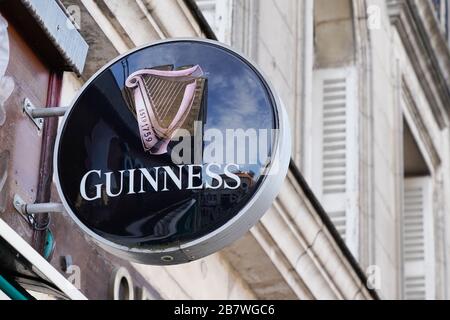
[125, 65, 206, 155]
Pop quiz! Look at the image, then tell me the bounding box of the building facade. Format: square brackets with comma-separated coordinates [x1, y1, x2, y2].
[199, 0, 450, 299]
[0, 0, 449, 300]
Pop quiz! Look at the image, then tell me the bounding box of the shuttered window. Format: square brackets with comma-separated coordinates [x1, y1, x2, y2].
[312, 68, 358, 256]
[402, 177, 435, 300]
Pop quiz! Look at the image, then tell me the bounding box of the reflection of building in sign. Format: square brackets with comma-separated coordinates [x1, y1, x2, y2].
[236, 171, 256, 191]
[201, 171, 255, 222]
[150, 199, 197, 240]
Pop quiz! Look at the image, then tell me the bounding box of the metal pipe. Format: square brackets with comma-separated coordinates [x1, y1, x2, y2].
[30, 107, 68, 118]
[25, 203, 64, 214]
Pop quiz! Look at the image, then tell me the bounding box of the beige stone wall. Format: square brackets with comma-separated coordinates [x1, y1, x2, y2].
[366, 0, 400, 299]
[314, 0, 355, 67]
[132, 254, 256, 299]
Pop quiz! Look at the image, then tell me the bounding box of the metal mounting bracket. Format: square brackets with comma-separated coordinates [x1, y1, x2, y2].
[23, 99, 44, 131]
[13, 194, 64, 217]
[23, 98, 68, 131]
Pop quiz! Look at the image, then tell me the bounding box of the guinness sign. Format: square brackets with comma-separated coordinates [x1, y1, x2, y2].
[55, 39, 291, 265]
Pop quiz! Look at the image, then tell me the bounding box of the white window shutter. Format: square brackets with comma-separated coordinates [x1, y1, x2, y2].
[312, 68, 359, 258]
[402, 177, 435, 300]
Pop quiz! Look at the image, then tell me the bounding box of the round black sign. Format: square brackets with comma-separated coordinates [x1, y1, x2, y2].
[55, 39, 290, 264]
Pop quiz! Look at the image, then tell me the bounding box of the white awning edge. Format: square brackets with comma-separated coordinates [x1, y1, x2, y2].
[0, 218, 87, 300]
[0, 288, 11, 300]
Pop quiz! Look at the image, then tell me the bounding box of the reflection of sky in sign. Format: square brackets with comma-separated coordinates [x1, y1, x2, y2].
[109, 42, 275, 175]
